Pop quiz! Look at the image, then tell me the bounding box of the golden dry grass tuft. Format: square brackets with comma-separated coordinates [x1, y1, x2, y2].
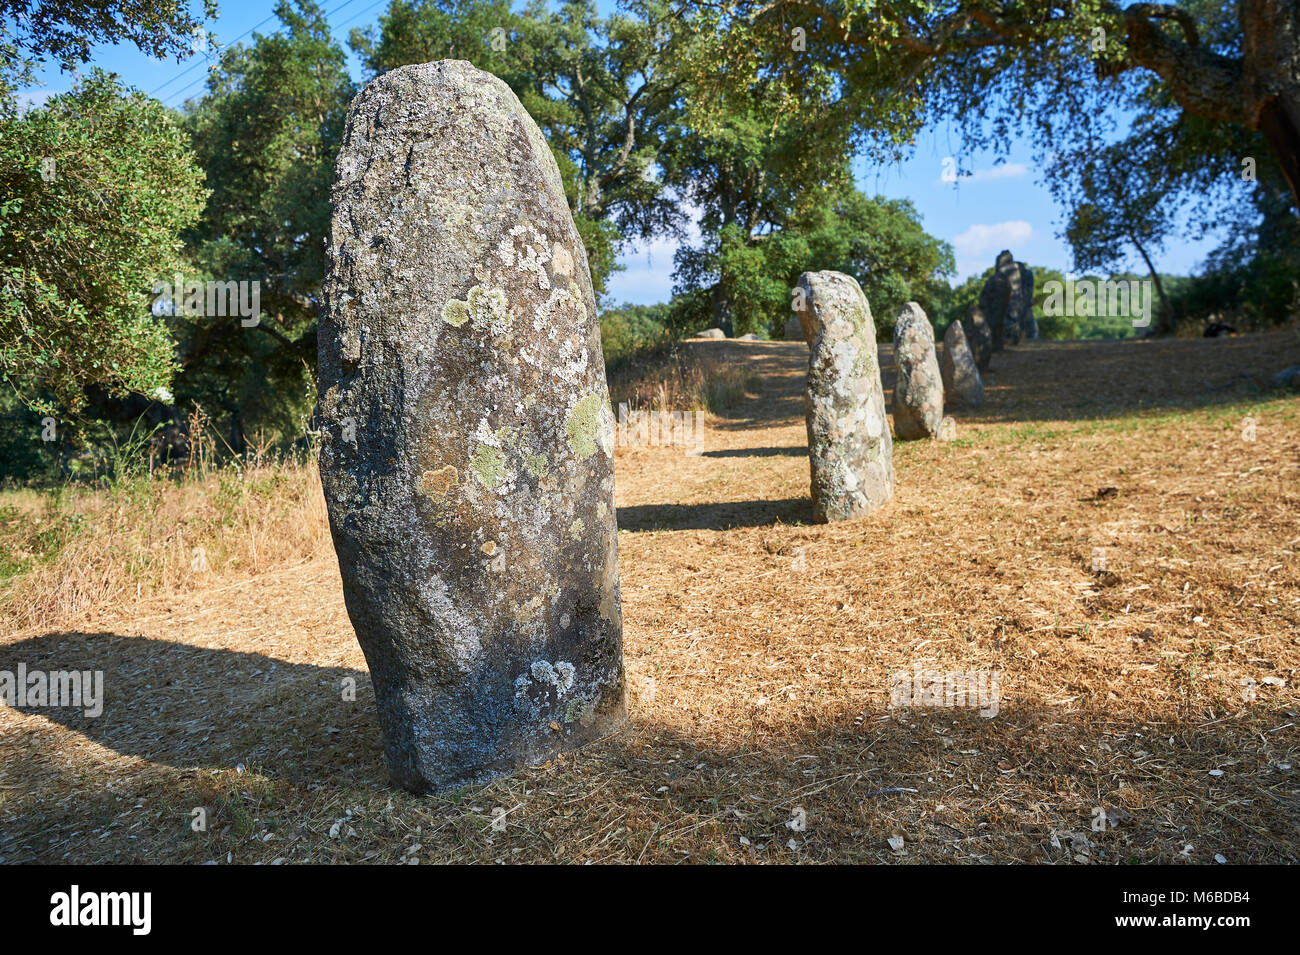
[1, 330, 1298, 864]
[607, 342, 763, 415]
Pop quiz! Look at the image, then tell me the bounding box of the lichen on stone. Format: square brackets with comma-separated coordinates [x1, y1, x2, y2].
[567, 280, 586, 322]
[467, 283, 512, 334]
[441, 298, 471, 327]
[565, 392, 606, 460]
[418, 464, 458, 498]
[469, 443, 507, 488]
[563, 695, 589, 723]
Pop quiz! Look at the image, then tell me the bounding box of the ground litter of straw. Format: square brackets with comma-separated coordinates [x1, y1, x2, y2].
[2, 331, 1298, 863]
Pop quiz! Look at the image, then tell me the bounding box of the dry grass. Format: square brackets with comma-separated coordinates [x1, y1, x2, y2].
[1, 330, 1298, 864]
[607, 342, 763, 415]
[0, 459, 331, 637]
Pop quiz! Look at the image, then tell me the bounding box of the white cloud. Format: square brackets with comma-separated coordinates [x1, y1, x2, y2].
[14, 88, 58, 114]
[968, 162, 1029, 183]
[935, 161, 1030, 186]
[952, 220, 1034, 256]
[951, 220, 1036, 279]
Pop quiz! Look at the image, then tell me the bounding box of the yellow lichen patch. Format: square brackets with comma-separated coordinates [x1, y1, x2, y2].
[441, 299, 470, 327]
[481, 540, 498, 556]
[467, 284, 512, 334]
[443, 281, 512, 333]
[569, 518, 585, 539]
[525, 453, 548, 478]
[418, 465, 459, 498]
[470, 444, 508, 488]
[567, 280, 587, 322]
[565, 393, 605, 461]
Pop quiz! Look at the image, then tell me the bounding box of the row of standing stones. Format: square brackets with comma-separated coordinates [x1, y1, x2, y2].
[785, 250, 1036, 522]
[315, 61, 1037, 793]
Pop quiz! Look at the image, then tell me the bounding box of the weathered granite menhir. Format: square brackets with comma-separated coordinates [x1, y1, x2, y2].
[962, 303, 993, 372]
[891, 301, 944, 439]
[316, 60, 625, 793]
[978, 250, 1036, 348]
[941, 318, 985, 408]
[794, 270, 894, 522]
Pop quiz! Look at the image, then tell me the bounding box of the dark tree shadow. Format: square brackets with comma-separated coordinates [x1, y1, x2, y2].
[2, 631, 1295, 863]
[0, 631, 385, 785]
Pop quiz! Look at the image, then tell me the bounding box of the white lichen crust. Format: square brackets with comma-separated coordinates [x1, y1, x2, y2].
[316, 60, 624, 794]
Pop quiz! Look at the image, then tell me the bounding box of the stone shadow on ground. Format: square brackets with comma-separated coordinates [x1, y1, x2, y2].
[699, 446, 806, 459]
[617, 497, 812, 531]
[5, 650, 1294, 863]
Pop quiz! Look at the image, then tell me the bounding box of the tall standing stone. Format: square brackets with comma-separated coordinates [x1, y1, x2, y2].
[784, 314, 805, 342]
[978, 250, 1036, 346]
[891, 302, 945, 439]
[316, 61, 625, 794]
[794, 271, 893, 522]
[963, 303, 993, 372]
[941, 319, 985, 408]
[978, 250, 1021, 349]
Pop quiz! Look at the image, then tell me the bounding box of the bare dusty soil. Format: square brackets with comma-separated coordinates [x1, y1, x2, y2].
[2, 331, 1298, 864]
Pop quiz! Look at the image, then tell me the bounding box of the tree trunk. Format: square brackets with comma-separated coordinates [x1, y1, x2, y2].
[1119, 0, 1300, 214]
[230, 409, 247, 457]
[1253, 94, 1300, 211]
[1131, 235, 1175, 335]
[710, 283, 734, 337]
[1242, 0, 1300, 212]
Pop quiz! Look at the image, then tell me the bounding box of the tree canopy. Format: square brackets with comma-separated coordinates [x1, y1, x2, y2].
[0, 71, 205, 413]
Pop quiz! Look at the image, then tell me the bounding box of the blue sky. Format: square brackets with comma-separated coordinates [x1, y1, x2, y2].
[20, 0, 1224, 305]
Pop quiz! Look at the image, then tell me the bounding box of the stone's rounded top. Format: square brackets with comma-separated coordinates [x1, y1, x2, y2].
[795, 270, 874, 342]
[364, 57, 499, 87]
[893, 301, 934, 346]
[322, 54, 590, 368]
[350, 58, 518, 118]
[798, 269, 867, 297]
[332, 57, 565, 215]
